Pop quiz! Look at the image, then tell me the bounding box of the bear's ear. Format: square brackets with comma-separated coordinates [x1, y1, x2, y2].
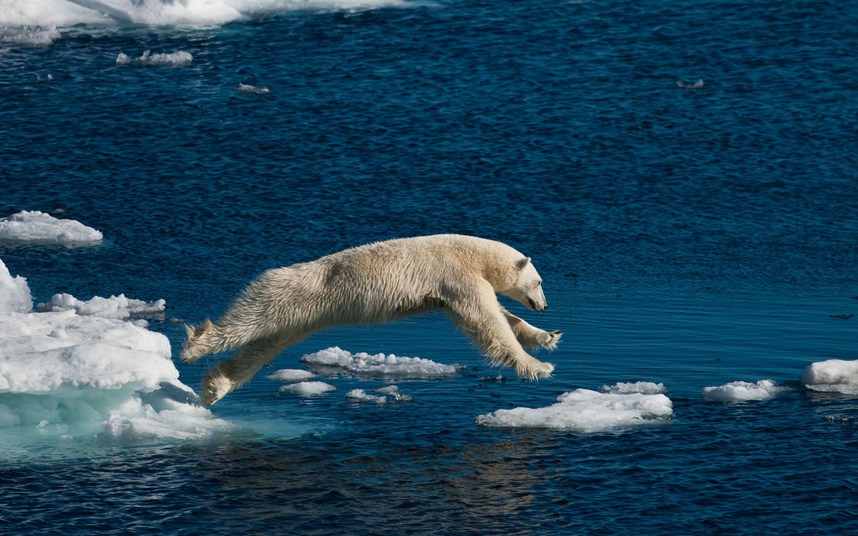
[516, 257, 531, 270]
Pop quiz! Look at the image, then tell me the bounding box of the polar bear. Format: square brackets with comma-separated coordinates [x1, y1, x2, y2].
[182, 234, 561, 406]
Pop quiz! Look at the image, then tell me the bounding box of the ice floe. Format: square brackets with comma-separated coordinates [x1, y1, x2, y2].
[0, 0, 416, 46]
[800, 360, 858, 395]
[476, 389, 674, 433]
[36, 292, 166, 320]
[117, 50, 193, 66]
[0, 258, 227, 445]
[301, 346, 460, 378]
[701, 380, 790, 402]
[237, 83, 270, 94]
[267, 369, 316, 382]
[279, 381, 337, 397]
[0, 210, 103, 245]
[346, 385, 411, 404]
[600, 381, 667, 395]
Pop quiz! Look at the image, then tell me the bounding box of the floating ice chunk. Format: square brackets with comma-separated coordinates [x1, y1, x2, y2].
[346, 389, 387, 404]
[800, 360, 858, 395]
[36, 293, 166, 320]
[301, 346, 460, 378]
[0, 259, 32, 314]
[676, 79, 704, 89]
[279, 381, 336, 397]
[0, 211, 103, 245]
[601, 381, 667, 395]
[347, 385, 411, 404]
[267, 369, 316, 382]
[138, 50, 193, 66]
[476, 389, 673, 433]
[237, 83, 270, 94]
[116, 52, 131, 65]
[702, 380, 790, 402]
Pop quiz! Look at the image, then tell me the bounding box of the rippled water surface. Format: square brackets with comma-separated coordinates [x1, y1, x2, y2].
[2, 1, 857, 534]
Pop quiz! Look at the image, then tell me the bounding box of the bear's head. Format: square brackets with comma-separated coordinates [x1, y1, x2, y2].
[503, 257, 547, 312]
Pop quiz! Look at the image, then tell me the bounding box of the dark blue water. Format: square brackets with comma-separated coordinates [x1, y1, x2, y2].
[1, 1, 857, 534]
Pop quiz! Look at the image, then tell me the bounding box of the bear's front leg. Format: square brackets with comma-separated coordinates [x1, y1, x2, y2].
[502, 310, 563, 351]
[445, 289, 555, 380]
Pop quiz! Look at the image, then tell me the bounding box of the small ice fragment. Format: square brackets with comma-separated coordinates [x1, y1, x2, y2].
[800, 360, 858, 395]
[267, 369, 316, 382]
[346, 389, 387, 404]
[676, 79, 704, 89]
[600, 381, 666, 395]
[116, 52, 131, 65]
[279, 381, 336, 397]
[138, 50, 193, 66]
[237, 83, 270, 94]
[702, 379, 789, 402]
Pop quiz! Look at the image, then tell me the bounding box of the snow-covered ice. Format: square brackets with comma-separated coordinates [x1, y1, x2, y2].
[476, 389, 673, 433]
[37, 293, 166, 320]
[279, 381, 337, 397]
[0, 0, 415, 46]
[800, 360, 858, 395]
[701, 380, 790, 402]
[0, 259, 31, 313]
[267, 369, 316, 382]
[0, 211, 103, 245]
[301, 346, 460, 378]
[0, 258, 227, 446]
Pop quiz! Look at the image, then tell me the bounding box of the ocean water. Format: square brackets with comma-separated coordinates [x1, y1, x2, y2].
[1, 0, 857, 534]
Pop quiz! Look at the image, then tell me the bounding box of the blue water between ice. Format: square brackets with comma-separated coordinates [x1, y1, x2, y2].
[1, 1, 857, 534]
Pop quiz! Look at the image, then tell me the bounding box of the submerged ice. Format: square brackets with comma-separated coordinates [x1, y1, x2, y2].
[476, 389, 674, 433]
[0, 257, 227, 445]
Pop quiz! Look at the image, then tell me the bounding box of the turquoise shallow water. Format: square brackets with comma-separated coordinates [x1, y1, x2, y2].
[1, 1, 857, 534]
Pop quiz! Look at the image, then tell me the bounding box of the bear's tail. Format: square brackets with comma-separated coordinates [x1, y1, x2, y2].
[181, 319, 217, 363]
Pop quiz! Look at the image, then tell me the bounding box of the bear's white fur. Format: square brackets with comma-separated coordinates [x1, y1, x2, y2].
[182, 234, 561, 406]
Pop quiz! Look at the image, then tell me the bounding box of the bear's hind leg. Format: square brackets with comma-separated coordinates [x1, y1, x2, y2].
[200, 335, 299, 407]
[501, 310, 562, 351]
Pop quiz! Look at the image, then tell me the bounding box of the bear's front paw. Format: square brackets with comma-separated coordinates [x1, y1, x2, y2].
[537, 330, 563, 351]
